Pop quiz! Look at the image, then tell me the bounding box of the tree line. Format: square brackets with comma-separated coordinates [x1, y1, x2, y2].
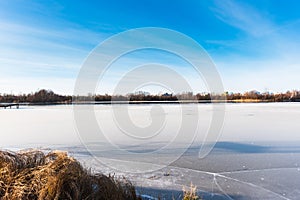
[0, 89, 71, 104]
[0, 89, 300, 103]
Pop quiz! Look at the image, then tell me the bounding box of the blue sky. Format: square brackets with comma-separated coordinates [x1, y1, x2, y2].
[0, 0, 300, 94]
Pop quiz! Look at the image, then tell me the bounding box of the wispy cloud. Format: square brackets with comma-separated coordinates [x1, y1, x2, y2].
[212, 0, 275, 37]
[0, 20, 107, 54]
[0, 19, 110, 78]
[209, 0, 300, 92]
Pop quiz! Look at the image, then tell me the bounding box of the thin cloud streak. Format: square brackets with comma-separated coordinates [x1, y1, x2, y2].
[209, 0, 300, 92]
[212, 0, 275, 37]
[0, 20, 110, 82]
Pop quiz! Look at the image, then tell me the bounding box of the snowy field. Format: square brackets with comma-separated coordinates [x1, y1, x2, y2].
[1, 103, 300, 199]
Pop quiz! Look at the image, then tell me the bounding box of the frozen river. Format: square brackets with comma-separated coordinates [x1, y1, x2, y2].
[1, 103, 300, 199]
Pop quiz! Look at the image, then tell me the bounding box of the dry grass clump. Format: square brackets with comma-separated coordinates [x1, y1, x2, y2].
[0, 150, 141, 200]
[182, 183, 200, 200]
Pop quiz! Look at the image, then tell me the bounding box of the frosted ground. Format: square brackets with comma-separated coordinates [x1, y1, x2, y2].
[1, 103, 300, 199]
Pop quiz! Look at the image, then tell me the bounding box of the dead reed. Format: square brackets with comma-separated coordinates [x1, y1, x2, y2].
[0, 149, 141, 200]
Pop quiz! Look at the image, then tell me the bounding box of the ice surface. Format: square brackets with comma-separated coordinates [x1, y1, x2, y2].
[1, 103, 300, 199]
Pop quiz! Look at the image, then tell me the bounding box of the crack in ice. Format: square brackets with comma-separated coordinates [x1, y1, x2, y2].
[82, 156, 292, 200]
[220, 167, 299, 175]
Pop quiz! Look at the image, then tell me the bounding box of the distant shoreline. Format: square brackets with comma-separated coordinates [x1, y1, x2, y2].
[1, 99, 300, 108]
[1, 89, 300, 105]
